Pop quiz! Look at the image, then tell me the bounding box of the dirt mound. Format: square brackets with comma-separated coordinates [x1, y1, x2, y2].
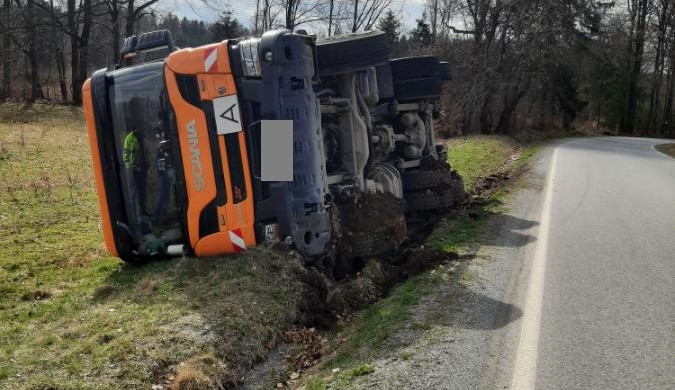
[336, 191, 404, 232]
[327, 248, 458, 315]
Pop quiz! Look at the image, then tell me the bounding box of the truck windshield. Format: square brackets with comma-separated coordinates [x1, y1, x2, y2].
[108, 62, 183, 252]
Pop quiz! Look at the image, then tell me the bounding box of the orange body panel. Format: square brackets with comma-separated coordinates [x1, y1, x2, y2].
[82, 79, 118, 257]
[165, 41, 256, 256]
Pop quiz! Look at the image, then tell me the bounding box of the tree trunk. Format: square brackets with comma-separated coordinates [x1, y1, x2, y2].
[621, 0, 651, 135]
[126, 0, 135, 37]
[662, 28, 675, 137]
[430, 0, 438, 43]
[50, 0, 68, 102]
[111, 0, 120, 63]
[1, 0, 10, 99]
[26, 0, 43, 102]
[328, 0, 334, 36]
[68, 0, 81, 105]
[647, 1, 670, 136]
[262, 0, 271, 31]
[352, 0, 358, 32]
[495, 88, 526, 134]
[479, 93, 493, 133]
[78, 0, 92, 95]
[57, 51, 68, 102]
[254, 0, 260, 34]
[285, 0, 294, 29]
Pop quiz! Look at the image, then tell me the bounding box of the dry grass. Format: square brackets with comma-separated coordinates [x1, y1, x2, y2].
[0, 102, 303, 389]
[655, 143, 675, 158]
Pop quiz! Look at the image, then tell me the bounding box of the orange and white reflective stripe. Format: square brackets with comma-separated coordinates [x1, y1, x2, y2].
[229, 228, 246, 252]
[204, 47, 218, 72]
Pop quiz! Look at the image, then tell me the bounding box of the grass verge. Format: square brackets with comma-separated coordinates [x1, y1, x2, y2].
[303, 135, 540, 389]
[0, 103, 303, 389]
[654, 143, 675, 158]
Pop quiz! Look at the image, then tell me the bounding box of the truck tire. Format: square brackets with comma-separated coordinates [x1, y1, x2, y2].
[393, 77, 442, 101]
[316, 31, 390, 75]
[375, 63, 395, 100]
[405, 188, 456, 212]
[449, 171, 466, 203]
[440, 61, 452, 81]
[402, 168, 454, 191]
[390, 56, 440, 80]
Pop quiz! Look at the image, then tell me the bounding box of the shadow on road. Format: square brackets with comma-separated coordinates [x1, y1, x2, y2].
[478, 213, 538, 248]
[448, 289, 523, 331]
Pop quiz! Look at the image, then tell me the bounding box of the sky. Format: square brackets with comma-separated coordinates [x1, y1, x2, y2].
[159, 0, 426, 33]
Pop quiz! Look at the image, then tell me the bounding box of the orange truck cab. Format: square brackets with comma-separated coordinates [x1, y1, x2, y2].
[83, 30, 331, 261]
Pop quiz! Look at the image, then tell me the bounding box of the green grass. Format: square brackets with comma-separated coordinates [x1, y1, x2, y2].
[447, 135, 518, 192]
[0, 103, 302, 389]
[655, 143, 675, 158]
[331, 272, 435, 366]
[305, 364, 376, 390]
[0, 104, 545, 389]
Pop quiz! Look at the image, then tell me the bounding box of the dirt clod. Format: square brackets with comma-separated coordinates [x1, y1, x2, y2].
[284, 328, 328, 371]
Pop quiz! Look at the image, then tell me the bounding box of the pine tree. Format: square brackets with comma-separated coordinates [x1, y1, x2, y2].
[376, 10, 401, 45]
[409, 15, 432, 47]
[210, 10, 247, 41]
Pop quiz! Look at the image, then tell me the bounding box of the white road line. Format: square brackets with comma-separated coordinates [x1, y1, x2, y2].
[510, 148, 558, 390]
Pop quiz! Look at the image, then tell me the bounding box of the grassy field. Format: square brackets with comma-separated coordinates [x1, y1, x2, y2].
[0, 103, 538, 389]
[0, 103, 303, 389]
[655, 143, 675, 158]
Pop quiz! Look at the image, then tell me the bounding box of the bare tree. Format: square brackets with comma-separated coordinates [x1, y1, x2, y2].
[103, 0, 123, 63]
[279, 0, 325, 30]
[126, 0, 161, 37]
[621, 0, 653, 134]
[255, 0, 277, 32]
[12, 0, 46, 101]
[662, 19, 675, 136]
[328, 0, 334, 35]
[49, 0, 68, 102]
[350, 0, 393, 32]
[646, 0, 673, 135]
[1, 0, 10, 98]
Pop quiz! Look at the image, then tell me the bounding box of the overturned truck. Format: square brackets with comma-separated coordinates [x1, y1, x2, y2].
[83, 29, 464, 265]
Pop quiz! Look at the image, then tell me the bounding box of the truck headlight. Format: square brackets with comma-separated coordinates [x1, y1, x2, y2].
[239, 38, 261, 77]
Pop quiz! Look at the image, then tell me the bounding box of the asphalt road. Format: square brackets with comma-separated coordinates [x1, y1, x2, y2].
[511, 137, 675, 390]
[346, 137, 674, 390]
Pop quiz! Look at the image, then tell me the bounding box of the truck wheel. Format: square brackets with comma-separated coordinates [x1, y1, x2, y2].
[390, 56, 440, 80]
[393, 77, 442, 101]
[375, 63, 395, 100]
[402, 168, 454, 191]
[316, 31, 390, 75]
[449, 171, 466, 203]
[440, 61, 452, 81]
